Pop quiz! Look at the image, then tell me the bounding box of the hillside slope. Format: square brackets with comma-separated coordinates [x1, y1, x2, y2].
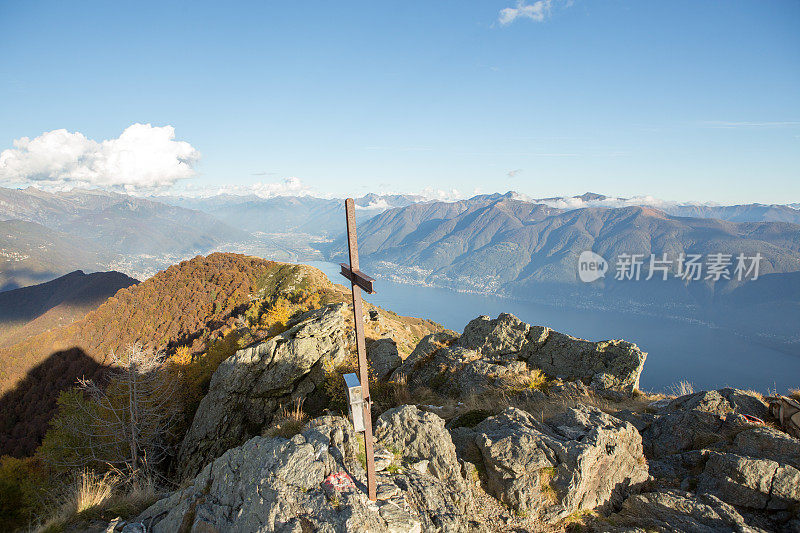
[0, 220, 110, 291]
[0, 253, 444, 458]
[0, 270, 138, 347]
[0, 254, 334, 456]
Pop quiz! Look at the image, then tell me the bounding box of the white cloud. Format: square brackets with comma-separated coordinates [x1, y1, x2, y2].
[0, 123, 200, 192]
[355, 198, 391, 211]
[420, 187, 467, 202]
[180, 177, 311, 199]
[533, 194, 729, 211]
[499, 0, 553, 25]
[507, 168, 523, 178]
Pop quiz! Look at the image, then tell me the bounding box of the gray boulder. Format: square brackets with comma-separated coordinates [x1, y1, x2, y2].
[177, 304, 349, 479]
[698, 452, 800, 510]
[140, 416, 425, 533]
[374, 405, 476, 525]
[606, 489, 768, 532]
[660, 389, 769, 420]
[641, 389, 770, 460]
[391, 331, 457, 381]
[733, 426, 800, 470]
[457, 313, 542, 361]
[472, 404, 648, 522]
[406, 313, 647, 395]
[526, 331, 646, 394]
[367, 338, 402, 381]
[143, 411, 478, 532]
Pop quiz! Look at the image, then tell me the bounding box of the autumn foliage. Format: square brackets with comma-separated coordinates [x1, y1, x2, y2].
[0, 253, 339, 458]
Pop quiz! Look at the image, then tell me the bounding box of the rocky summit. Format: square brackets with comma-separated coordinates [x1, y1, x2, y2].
[102, 311, 800, 532]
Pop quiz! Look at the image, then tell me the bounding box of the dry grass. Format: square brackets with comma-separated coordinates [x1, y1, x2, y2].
[789, 389, 800, 402]
[32, 470, 118, 532]
[503, 369, 548, 393]
[561, 509, 600, 532]
[392, 374, 411, 405]
[265, 398, 308, 439]
[538, 466, 558, 504]
[668, 379, 695, 397]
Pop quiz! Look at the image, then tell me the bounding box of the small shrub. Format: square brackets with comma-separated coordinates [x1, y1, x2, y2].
[0, 455, 47, 531]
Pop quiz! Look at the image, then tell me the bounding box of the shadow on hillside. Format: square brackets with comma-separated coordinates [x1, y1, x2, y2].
[0, 267, 62, 292]
[0, 270, 138, 324]
[0, 347, 109, 458]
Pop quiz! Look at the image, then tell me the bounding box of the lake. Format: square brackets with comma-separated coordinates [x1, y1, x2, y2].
[309, 261, 800, 394]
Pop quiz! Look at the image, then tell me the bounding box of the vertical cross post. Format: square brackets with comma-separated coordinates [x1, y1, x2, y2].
[340, 197, 377, 501]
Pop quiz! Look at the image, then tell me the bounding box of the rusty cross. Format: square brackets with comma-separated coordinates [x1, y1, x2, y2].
[339, 197, 377, 501]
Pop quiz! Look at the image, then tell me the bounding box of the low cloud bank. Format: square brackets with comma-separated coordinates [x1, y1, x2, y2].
[0, 124, 199, 192]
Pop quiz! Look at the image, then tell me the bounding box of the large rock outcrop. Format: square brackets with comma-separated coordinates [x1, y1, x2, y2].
[395, 314, 646, 396]
[643, 388, 770, 460]
[177, 304, 349, 479]
[697, 452, 800, 511]
[633, 387, 800, 531]
[606, 489, 768, 532]
[467, 404, 648, 522]
[139, 409, 477, 532]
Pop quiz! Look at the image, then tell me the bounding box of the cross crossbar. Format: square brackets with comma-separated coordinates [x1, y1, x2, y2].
[339, 263, 375, 294]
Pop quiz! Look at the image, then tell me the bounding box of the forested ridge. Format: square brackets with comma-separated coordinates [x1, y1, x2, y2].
[0, 253, 340, 459]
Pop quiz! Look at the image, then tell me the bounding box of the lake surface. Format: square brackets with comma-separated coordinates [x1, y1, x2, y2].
[309, 261, 800, 394]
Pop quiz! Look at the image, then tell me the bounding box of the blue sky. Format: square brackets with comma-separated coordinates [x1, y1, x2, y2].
[1, 0, 798, 204]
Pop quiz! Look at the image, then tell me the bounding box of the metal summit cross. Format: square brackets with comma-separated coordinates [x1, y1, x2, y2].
[339, 197, 377, 501]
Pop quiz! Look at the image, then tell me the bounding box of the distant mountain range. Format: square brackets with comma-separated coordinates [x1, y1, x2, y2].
[2, 185, 799, 337]
[528, 192, 800, 224]
[153, 192, 424, 235]
[347, 193, 800, 289]
[331, 192, 800, 343]
[0, 186, 248, 254]
[0, 219, 110, 291]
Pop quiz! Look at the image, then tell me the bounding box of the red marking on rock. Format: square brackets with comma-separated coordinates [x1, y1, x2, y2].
[322, 471, 356, 492]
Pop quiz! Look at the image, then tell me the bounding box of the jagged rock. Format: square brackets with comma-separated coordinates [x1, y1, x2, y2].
[140, 416, 429, 533]
[660, 389, 769, 420]
[391, 331, 457, 381]
[641, 389, 770, 460]
[606, 489, 767, 532]
[697, 452, 800, 510]
[526, 331, 646, 394]
[374, 405, 476, 524]
[367, 338, 402, 381]
[399, 314, 646, 395]
[472, 404, 648, 522]
[459, 313, 649, 394]
[642, 408, 730, 459]
[733, 426, 800, 470]
[176, 304, 349, 479]
[138, 414, 482, 532]
[769, 395, 800, 439]
[457, 313, 540, 360]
